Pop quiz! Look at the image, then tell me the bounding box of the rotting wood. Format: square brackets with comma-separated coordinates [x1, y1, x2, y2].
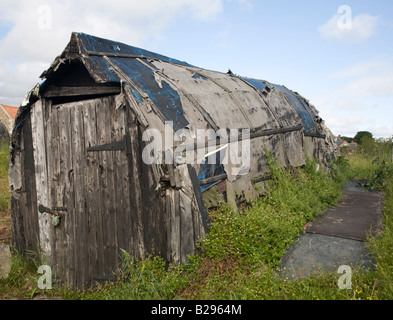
[167, 164, 176, 187]
[180, 124, 304, 152]
[43, 86, 120, 98]
[87, 140, 125, 152]
[234, 76, 284, 128]
[179, 190, 194, 264]
[198, 173, 228, 186]
[102, 56, 149, 127]
[187, 165, 210, 233]
[45, 99, 60, 277]
[97, 97, 119, 280]
[18, 116, 39, 254]
[135, 58, 219, 132]
[111, 105, 130, 260]
[86, 50, 153, 60]
[166, 189, 180, 264]
[84, 100, 105, 283]
[125, 108, 146, 258]
[10, 32, 339, 290]
[251, 173, 272, 184]
[70, 103, 89, 288]
[186, 69, 254, 130]
[30, 100, 51, 258]
[304, 132, 326, 139]
[57, 105, 75, 288]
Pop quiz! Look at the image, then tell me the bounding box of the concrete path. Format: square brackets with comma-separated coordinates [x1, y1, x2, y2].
[279, 180, 384, 280]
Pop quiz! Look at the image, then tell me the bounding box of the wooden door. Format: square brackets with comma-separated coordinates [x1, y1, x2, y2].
[45, 96, 135, 289]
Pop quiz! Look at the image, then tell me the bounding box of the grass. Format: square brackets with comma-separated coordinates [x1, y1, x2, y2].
[0, 142, 10, 212]
[1, 138, 393, 300]
[0, 141, 11, 246]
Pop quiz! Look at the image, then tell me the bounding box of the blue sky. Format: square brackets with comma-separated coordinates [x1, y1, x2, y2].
[1, 0, 392, 138]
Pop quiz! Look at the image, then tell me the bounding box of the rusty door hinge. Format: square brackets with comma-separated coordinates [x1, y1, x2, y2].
[38, 204, 67, 227]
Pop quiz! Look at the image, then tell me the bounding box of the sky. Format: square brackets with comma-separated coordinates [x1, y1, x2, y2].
[0, 0, 392, 138]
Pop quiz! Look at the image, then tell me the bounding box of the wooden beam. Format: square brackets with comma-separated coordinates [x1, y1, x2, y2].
[182, 125, 304, 152]
[188, 165, 210, 232]
[198, 173, 227, 186]
[86, 50, 150, 59]
[251, 173, 271, 184]
[87, 140, 125, 152]
[304, 132, 326, 139]
[250, 125, 303, 139]
[42, 86, 120, 98]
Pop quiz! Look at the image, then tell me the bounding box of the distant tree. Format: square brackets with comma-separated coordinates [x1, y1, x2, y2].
[354, 131, 373, 144]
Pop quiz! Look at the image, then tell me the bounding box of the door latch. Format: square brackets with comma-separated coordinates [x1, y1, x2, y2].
[38, 204, 67, 227]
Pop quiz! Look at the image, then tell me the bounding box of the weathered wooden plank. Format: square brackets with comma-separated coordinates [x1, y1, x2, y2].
[179, 190, 194, 264]
[198, 173, 227, 186]
[70, 103, 89, 288]
[30, 100, 51, 258]
[82, 99, 102, 284]
[125, 109, 145, 258]
[111, 105, 129, 256]
[304, 132, 326, 139]
[58, 106, 75, 288]
[87, 140, 125, 152]
[191, 195, 205, 252]
[20, 116, 40, 254]
[45, 100, 61, 279]
[187, 165, 210, 233]
[43, 86, 120, 98]
[166, 189, 181, 264]
[87, 50, 151, 59]
[96, 97, 119, 277]
[167, 164, 176, 187]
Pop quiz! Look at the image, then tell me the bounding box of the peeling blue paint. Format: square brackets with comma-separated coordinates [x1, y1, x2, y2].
[298, 97, 317, 118]
[192, 73, 207, 80]
[77, 33, 194, 67]
[273, 84, 316, 132]
[88, 55, 121, 83]
[240, 77, 269, 91]
[198, 152, 226, 193]
[110, 57, 189, 131]
[130, 89, 144, 104]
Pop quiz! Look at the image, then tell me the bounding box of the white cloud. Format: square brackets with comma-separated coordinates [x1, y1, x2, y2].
[309, 56, 393, 138]
[369, 125, 393, 139]
[330, 56, 393, 79]
[311, 92, 393, 138]
[343, 73, 393, 97]
[333, 56, 393, 97]
[318, 12, 379, 43]
[0, 0, 231, 106]
[334, 97, 366, 110]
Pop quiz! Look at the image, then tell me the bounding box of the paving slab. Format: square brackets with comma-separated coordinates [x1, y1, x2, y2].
[304, 182, 384, 241]
[279, 181, 383, 280]
[279, 233, 375, 280]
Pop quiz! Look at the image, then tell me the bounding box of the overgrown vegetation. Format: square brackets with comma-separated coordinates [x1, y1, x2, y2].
[1, 137, 392, 300]
[0, 142, 10, 212]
